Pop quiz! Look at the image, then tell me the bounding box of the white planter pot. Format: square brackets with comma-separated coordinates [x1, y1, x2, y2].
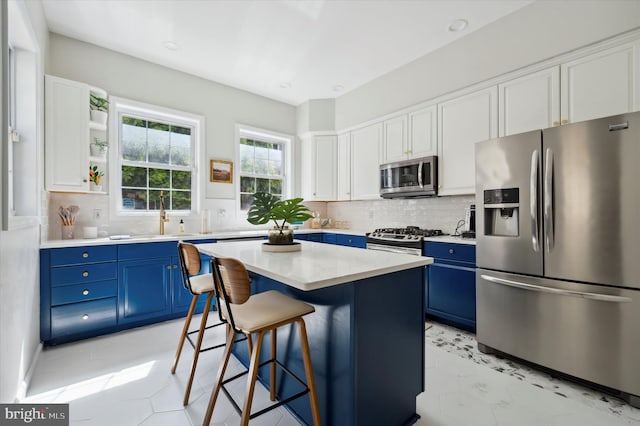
[90, 144, 107, 158]
[90, 110, 108, 125]
[90, 183, 103, 192]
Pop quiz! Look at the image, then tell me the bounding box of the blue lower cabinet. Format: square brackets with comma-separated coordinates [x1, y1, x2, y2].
[322, 233, 337, 244]
[51, 298, 117, 338]
[424, 241, 477, 331]
[336, 234, 366, 248]
[118, 258, 173, 324]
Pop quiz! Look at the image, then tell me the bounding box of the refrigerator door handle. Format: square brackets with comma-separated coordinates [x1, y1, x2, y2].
[480, 274, 632, 303]
[530, 150, 540, 252]
[544, 148, 554, 252]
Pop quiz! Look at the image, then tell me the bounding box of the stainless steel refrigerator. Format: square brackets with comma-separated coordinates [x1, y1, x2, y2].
[475, 111, 640, 407]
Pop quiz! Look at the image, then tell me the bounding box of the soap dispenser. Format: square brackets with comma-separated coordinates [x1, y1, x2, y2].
[179, 219, 185, 234]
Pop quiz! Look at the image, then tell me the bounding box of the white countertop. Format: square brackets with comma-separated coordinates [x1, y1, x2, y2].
[196, 240, 433, 292]
[423, 235, 476, 245]
[39, 228, 368, 249]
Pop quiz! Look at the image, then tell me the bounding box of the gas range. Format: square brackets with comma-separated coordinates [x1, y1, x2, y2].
[366, 226, 445, 256]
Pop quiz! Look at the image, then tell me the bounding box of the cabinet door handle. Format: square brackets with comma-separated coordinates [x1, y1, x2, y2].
[82, 271, 89, 277]
[83, 179, 88, 183]
[561, 119, 568, 125]
[82, 314, 89, 320]
[166, 265, 172, 270]
[552, 121, 559, 126]
[82, 289, 89, 296]
[448, 249, 455, 254]
[82, 252, 89, 258]
[173, 265, 178, 269]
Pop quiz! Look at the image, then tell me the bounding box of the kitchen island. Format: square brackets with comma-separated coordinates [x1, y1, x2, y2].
[196, 240, 433, 426]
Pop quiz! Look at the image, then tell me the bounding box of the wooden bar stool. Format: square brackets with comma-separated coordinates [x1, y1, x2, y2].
[171, 242, 234, 406]
[203, 256, 321, 426]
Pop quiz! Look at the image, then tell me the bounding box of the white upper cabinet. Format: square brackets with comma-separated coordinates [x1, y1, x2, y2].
[438, 86, 498, 196]
[301, 135, 337, 201]
[350, 123, 382, 200]
[382, 105, 437, 163]
[498, 66, 560, 136]
[337, 132, 351, 201]
[45, 75, 91, 192]
[382, 115, 407, 163]
[45, 75, 108, 193]
[408, 105, 437, 158]
[561, 42, 640, 125]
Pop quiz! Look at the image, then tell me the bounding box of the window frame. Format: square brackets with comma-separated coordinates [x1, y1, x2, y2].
[235, 124, 293, 215]
[109, 96, 204, 217]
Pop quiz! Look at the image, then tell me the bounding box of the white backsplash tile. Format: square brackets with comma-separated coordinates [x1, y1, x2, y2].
[327, 195, 475, 234]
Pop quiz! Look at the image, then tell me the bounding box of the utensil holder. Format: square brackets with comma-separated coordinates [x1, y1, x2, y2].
[62, 225, 75, 240]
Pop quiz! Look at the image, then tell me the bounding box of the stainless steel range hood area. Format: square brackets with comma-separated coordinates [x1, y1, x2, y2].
[474, 111, 640, 407]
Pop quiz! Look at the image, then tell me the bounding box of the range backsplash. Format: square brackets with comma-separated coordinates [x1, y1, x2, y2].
[326, 195, 475, 234]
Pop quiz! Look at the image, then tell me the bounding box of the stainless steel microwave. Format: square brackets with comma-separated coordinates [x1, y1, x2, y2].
[380, 156, 438, 198]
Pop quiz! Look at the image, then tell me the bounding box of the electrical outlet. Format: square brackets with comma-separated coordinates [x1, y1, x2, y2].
[217, 209, 226, 217]
[93, 209, 102, 221]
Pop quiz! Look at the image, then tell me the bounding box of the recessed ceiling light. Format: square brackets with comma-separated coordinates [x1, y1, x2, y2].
[448, 19, 468, 32]
[332, 85, 344, 92]
[163, 41, 179, 51]
[280, 82, 292, 89]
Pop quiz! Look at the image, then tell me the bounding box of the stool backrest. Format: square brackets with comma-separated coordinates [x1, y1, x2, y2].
[212, 257, 251, 304]
[211, 257, 251, 331]
[177, 242, 202, 293]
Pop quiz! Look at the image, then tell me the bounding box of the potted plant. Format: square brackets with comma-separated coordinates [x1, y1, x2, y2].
[90, 94, 109, 125]
[89, 165, 104, 191]
[247, 192, 313, 245]
[90, 137, 108, 158]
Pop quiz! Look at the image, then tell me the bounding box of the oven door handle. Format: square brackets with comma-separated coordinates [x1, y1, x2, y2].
[480, 274, 632, 303]
[367, 244, 420, 256]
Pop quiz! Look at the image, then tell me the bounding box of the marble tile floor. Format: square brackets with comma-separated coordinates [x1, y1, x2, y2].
[24, 316, 640, 425]
[419, 322, 640, 426]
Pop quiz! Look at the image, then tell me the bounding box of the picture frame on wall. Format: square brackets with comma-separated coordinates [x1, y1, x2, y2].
[210, 159, 233, 183]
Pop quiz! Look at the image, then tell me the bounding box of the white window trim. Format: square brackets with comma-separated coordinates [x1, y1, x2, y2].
[109, 96, 205, 218]
[235, 124, 293, 217]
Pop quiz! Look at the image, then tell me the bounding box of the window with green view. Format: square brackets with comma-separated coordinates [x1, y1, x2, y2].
[120, 115, 193, 211]
[238, 137, 284, 210]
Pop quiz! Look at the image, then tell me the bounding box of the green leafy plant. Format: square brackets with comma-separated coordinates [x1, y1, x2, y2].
[90, 94, 109, 112]
[92, 137, 108, 148]
[247, 192, 313, 234]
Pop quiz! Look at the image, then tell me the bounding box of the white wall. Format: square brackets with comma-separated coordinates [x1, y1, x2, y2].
[335, 0, 640, 129]
[0, 0, 49, 403]
[46, 34, 297, 236]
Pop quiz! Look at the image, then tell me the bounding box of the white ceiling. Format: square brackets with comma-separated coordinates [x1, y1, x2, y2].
[41, 0, 532, 106]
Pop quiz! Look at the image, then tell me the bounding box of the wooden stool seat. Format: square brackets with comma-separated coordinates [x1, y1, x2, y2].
[204, 257, 321, 426]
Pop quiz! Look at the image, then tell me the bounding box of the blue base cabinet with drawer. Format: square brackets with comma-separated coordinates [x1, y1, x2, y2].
[424, 241, 476, 332]
[40, 239, 215, 345]
[40, 245, 118, 343]
[295, 232, 366, 248]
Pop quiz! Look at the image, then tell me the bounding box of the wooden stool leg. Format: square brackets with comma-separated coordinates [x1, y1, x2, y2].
[183, 292, 214, 406]
[171, 294, 199, 374]
[297, 319, 322, 426]
[270, 328, 277, 401]
[203, 327, 237, 426]
[241, 330, 266, 426]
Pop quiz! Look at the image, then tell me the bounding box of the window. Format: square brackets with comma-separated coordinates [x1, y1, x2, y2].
[113, 97, 203, 214]
[237, 127, 290, 211]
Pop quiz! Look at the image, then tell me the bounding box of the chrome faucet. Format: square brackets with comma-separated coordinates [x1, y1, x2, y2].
[159, 191, 169, 235]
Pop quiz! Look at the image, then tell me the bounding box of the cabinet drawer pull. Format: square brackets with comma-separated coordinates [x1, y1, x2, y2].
[82, 252, 89, 258]
[166, 265, 172, 270]
[449, 249, 455, 254]
[82, 271, 89, 277]
[173, 265, 178, 269]
[82, 314, 89, 320]
[82, 289, 89, 296]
